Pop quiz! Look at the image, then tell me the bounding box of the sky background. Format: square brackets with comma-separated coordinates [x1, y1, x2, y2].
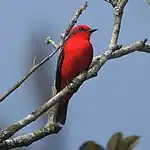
[0, 0, 150, 150]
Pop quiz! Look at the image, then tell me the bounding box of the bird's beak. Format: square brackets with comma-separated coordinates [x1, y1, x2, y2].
[89, 29, 98, 33]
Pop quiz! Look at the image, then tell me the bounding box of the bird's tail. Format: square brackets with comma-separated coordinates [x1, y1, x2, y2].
[55, 100, 69, 125]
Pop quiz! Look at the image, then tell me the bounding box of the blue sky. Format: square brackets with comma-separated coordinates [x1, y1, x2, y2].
[0, 0, 150, 150]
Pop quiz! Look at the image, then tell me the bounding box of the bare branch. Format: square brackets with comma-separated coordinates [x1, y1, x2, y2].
[91, 40, 148, 68]
[0, 2, 89, 142]
[32, 56, 37, 67]
[110, 39, 148, 59]
[0, 2, 88, 103]
[109, 0, 128, 47]
[0, 38, 149, 149]
[60, 1, 88, 44]
[140, 43, 150, 53]
[104, 0, 117, 7]
[45, 36, 58, 49]
[0, 45, 121, 146]
[0, 124, 61, 149]
[0, 45, 61, 103]
[1, 38, 148, 148]
[0, 0, 149, 149]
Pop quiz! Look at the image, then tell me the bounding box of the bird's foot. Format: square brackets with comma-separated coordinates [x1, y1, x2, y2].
[80, 70, 87, 76]
[65, 77, 72, 93]
[66, 84, 72, 93]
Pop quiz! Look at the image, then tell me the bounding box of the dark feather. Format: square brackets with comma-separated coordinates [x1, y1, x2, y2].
[55, 100, 69, 125]
[55, 47, 69, 125]
[55, 48, 64, 92]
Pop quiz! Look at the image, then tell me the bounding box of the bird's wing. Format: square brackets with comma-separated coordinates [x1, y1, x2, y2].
[55, 48, 64, 92]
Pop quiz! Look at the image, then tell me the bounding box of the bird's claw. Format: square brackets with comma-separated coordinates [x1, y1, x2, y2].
[67, 84, 72, 93]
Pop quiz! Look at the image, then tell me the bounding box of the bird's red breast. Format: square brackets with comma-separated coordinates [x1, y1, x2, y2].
[55, 24, 97, 125]
[60, 36, 93, 92]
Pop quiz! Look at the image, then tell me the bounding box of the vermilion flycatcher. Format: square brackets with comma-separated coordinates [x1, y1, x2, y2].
[55, 25, 97, 125]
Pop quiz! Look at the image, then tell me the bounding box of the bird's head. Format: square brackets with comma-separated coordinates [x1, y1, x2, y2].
[68, 24, 97, 40]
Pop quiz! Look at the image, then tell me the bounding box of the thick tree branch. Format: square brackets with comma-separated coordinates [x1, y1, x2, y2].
[0, 1, 88, 103]
[139, 43, 150, 53]
[0, 45, 121, 149]
[0, 124, 61, 149]
[0, 39, 148, 149]
[91, 40, 148, 68]
[108, 0, 128, 47]
[111, 39, 149, 59]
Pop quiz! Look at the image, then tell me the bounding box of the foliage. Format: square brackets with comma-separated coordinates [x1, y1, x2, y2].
[146, 0, 150, 5]
[80, 132, 140, 150]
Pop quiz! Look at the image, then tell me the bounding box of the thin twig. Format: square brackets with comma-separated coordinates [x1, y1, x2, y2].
[60, 1, 88, 44]
[104, 0, 117, 7]
[45, 36, 58, 49]
[0, 44, 61, 102]
[109, 0, 128, 47]
[0, 1, 88, 103]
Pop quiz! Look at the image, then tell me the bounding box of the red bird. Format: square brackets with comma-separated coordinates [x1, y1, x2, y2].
[55, 25, 97, 125]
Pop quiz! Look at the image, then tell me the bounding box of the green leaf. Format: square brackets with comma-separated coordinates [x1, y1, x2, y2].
[107, 132, 123, 150]
[79, 141, 104, 150]
[79, 133, 140, 150]
[117, 136, 140, 150]
[146, 0, 150, 5]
